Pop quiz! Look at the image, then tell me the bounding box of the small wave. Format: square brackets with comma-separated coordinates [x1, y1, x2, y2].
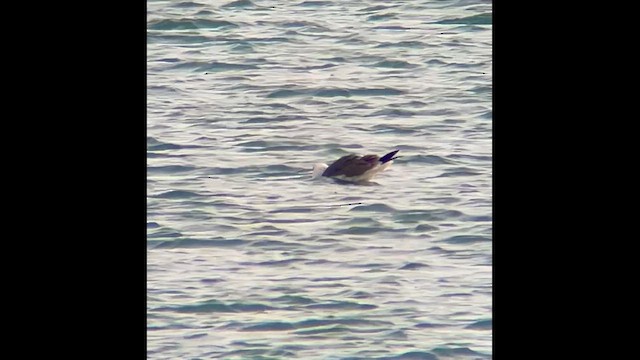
[469, 85, 492, 94]
[281, 20, 316, 27]
[222, 348, 296, 358]
[251, 258, 304, 267]
[221, 0, 255, 8]
[437, 13, 492, 25]
[345, 351, 438, 360]
[238, 142, 321, 153]
[298, 318, 392, 328]
[152, 190, 204, 199]
[266, 87, 405, 98]
[245, 229, 290, 236]
[147, 323, 190, 331]
[306, 301, 377, 310]
[437, 167, 482, 177]
[394, 209, 463, 223]
[376, 41, 425, 49]
[147, 227, 182, 239]
[415, 322, 448, 328]
[373, 25, 411, 30]
[315, 88, 351, 97]
[230, 317, 382, 340]
[371, 60, 418, 68]
[336, 226, 389, 235]
[463, 215, 492, 222]
[349, 203, 396, 213]
[200, 61, 259, 72]
[311, 276, 351, 283]
[171, 2, 204, 8]
[152, 58, 180, 63]
[449, 154, 492, 163]
[426, 59, 447, 65]
[194, 9, 216, 16]
[264, 103, 297, 110]
[200, 278, 225, 284]
[167, 299, 276, 313]
[263, 164, 302, 173]
[339, 290, 374, 299]
[350, 88, 405, 96]
[367, 13, 397, 21]
[399, 262, 430, 270]
[295, 325, 349, 335]
[424, 108, 457, 116]
[148, 34, 213, 44]
[229, 42, 254, 53]
[147, 152, 182, 160]
[369, 109, 416, 117]
[271, 295, 315, 305]
[147, 164, 198, 174]
[248, 240, 300, 249]
[339, 217, 382, 227]
[262, 218, 324, 224]
[444, 61, 486, 69]
[432, 347, 488, 358]
[269, 207, 315, 214]
[440, 292, 472, 297]
[405, 154, 454, 164]
[171, 1, 203, 8]
[466, 319, 492, 330]
[147, 137, 182, 151]
[388, 351, 438, 360]
[242, 36, 291, 43]
[241, 115, 305, 124]
[207, 166, 252, 175]
[266, 89, 303, 98]
[154, 238, 246, 248]
[385, 330, 409, 340]
[241, 321, 295, 331]
[207, 163, 301, 176]
[280, 20, 330, 32]
[414, 224, 438, 232]
[360, 5, 397, 13]
[441, 235, 491, 244]
[322, 56, 347, 62]
[148, 19, 238, 30]
[304, 63, 337, 71]
[297, 1, 332, 7]
[147, 82, 180, 90]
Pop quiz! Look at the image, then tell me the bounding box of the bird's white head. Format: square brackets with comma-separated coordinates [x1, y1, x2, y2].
[311, 163, 329, 179]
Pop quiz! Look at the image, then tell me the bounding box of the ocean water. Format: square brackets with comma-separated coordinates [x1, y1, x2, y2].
[147, 0, 492, 359]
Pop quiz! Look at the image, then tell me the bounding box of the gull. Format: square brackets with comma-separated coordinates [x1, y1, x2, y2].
[312, 150, 400, 183]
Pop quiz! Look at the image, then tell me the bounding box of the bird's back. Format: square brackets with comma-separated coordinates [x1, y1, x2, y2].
[322, 154, 380, 178]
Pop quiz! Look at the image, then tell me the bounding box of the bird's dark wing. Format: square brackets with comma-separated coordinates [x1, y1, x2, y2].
[323, 154, 380, 177]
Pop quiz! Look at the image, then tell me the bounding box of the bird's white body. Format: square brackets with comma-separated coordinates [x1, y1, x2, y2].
[311, 163, 329, 179]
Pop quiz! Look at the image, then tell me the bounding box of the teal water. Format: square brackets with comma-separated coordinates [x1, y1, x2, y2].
[148, 0, 492, 358]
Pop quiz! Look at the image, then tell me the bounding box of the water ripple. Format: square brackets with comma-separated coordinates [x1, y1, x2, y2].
[266, 87, 406, 98]
[148, 19, 238, 30]
[162, 299, 277, 313]
[148, 0, 492, 357]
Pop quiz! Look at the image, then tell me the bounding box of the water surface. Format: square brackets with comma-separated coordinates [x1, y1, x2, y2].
[148, 1, 492, 358]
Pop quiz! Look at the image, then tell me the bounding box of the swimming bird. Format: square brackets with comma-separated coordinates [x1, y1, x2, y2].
[312, 150, 400, 183]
